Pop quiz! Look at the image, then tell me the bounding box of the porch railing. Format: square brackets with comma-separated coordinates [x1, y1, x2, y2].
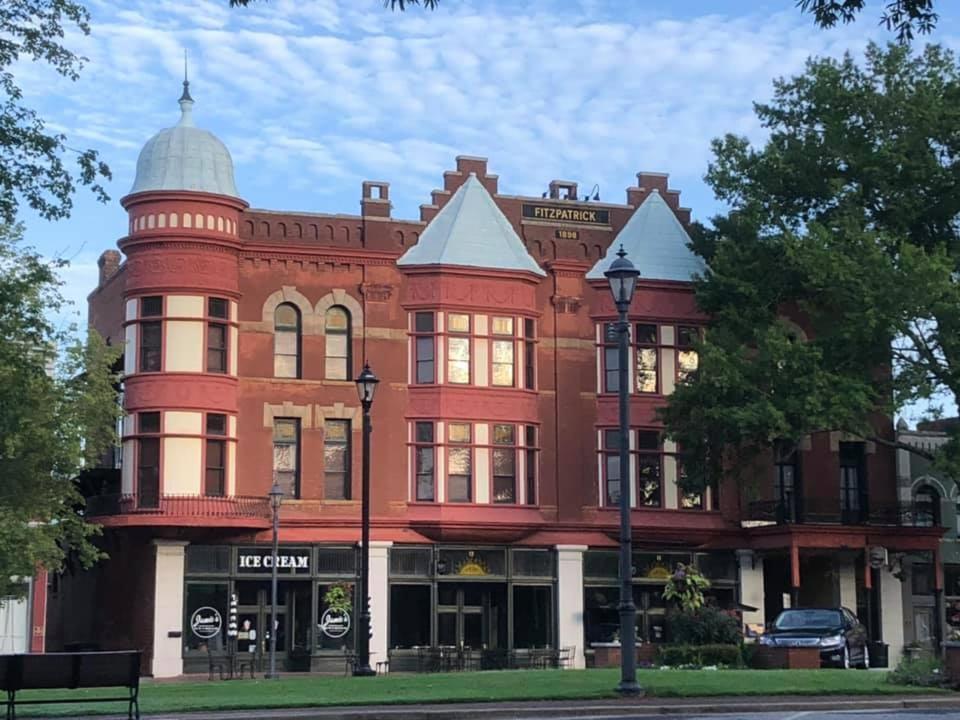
[85, 493, 272, 520]
[747, 498, 937, 527]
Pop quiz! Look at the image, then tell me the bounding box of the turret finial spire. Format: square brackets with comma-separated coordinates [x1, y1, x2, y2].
[177, 50, 194, 126]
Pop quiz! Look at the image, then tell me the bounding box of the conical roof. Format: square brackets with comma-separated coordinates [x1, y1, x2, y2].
[397, 174, 545, 276]
[587, 189, 704, 282]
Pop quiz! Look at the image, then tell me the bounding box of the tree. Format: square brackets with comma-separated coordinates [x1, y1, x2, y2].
[229, 0, 439, 8]
[0, 1, 111, 225]
[798, 1, 937, 42]
[0, 223, 120, 598]
[659, 43, 960, 492]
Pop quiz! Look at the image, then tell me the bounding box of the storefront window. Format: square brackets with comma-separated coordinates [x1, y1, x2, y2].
[513, 586, 552, 648]
[184, 582, 228, 653]
[584, 586, 619, 644]
[317, 582, 355, 651]
[390, 584, 431, 648]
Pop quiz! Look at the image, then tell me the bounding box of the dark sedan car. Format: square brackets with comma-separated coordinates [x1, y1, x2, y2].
[759, 607, 869, 668]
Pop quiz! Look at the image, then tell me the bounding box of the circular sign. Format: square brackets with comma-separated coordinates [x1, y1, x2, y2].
[320, 608, 351, 639]
[191, 607, 223, 639]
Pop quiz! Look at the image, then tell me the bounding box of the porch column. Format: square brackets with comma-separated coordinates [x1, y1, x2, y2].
[790, 542, 801, 607]
[152, 540, 188, 678]
[369, 541, 392, 669]
[736, 550, 764, 632]
[556, 545, 587, 669]
[880, 563, 906, 668]
[838, 557, 857, 611]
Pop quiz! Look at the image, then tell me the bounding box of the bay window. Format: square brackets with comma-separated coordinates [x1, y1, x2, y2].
[491, 317, 515, 387]
[447, 314, 471, 384]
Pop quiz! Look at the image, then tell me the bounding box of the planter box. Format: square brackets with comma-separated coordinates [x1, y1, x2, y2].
[750, 646, 820, 669]
[590, 643, 657, 668]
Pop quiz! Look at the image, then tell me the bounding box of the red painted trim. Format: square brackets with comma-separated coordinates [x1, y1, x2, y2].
[30, 568, 47, 653]
[121, 189, 249, 211]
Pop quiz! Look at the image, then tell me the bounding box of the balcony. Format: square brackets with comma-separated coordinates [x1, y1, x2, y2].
[747, 498, 938, 527]
[85, 494, 272, 529]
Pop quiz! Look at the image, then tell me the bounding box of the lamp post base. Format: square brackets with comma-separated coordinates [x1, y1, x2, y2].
[615, 680, 644, 696]
[352, 665, 376, 677]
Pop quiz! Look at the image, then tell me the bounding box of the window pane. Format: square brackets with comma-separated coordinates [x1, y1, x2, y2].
[525, 425, 536, 446]
[492, 339, 514, 363]
[681, 492, 702, 509]
[184, 583, 228, 652]
[324, 444, 347, 472]
[638, 455, 661, 506]
[274, 355, 298, 378]
[447, 337, 469, 360]
[448, 360, 470, 383]
[415, 312, 434, 332]
[493, 424, 515, 445]
[390, 585, 431, 648]
[205, 440, 225, 496]
[678, 350, 699, 380]
[524, 318, 535, 339]
[448, 313, 470, 333]
[678, 326, 700, 347]
[492, 317, 514, 336]
[637, 430, 660, 450]
[325, 307, 349, 330]
[141, 296, 163, 317]
[493, 474, 516, 503]
[415, 422, 434, 443]
[604, 347, 619, 392]
[416, 337, 434, 361]
[326, 334, 348, 356]
[274, 445, 296, 471]
[525, 340, 535, 389]
[275, 471, 297, 498]
[275, 331, 298, 355]
[493, 448, 515, 475]
[492, 362, 514, 387]
[326, 358, 348, 380]
[274, 419, 298, 441]
[603, 429, 620, 449]
[448, 337, 470, 384]
[448, 423, 470, 443]
[325, 420, 349, 442]
[416, 447, 434, 474]
[275, 304, 299, 329]
[139, 411, 161, 434]
[206, 414, 226, 435]
[416, 360, 435, 384]
[208, 297, 228, 319]
[635, 324, 657, 344]
[449, 474, 471, 502]
[636, 348, 657, 393]
[448, 447, 471, 474]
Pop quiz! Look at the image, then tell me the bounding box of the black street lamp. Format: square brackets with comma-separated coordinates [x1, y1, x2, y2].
[353, 363, 379, 677]
[604, 246, 642, 697]
[266, 480, 284, 679]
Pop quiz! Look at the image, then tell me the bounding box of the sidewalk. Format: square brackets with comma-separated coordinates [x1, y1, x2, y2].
[40, 694, 960, 720]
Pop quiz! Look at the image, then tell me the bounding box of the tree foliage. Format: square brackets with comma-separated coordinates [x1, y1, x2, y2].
[663, 563, 711, 614]
[0, 223, 120, 598]
[798, 0, 937, 42]
[0, 0, 112, 225]
[660, 43, 960, 492]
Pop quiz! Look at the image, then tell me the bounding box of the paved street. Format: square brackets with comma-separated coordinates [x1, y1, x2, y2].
[659, 713, 960, 720]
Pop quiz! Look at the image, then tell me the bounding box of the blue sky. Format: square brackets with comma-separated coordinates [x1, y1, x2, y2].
[18, 0, 960, 419]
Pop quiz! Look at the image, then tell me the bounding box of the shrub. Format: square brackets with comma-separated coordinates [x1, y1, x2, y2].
[667, 606, 742, 645]
[657, 643, 742, 668]
[887, 655, 946, 687]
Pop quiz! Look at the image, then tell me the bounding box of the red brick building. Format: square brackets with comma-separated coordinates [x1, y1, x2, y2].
[62, 84, 943, 675]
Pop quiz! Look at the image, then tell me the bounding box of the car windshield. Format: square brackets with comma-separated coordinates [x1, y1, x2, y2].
[774, 609, 843, 630]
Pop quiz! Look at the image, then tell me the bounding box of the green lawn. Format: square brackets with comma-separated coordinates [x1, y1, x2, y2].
[12, 668, 945, 717]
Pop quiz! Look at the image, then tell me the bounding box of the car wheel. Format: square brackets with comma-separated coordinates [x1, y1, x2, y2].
[843, 644, 851, 669]
[860, 645, 870, 670]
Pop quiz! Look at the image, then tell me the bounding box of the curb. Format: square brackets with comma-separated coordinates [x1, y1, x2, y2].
[55, 695, 960, 720]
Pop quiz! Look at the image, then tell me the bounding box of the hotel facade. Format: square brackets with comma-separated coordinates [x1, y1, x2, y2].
[54, 83, 944, 675]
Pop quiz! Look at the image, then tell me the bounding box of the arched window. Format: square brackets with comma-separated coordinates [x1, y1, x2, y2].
[915, 484, 940, 527]
[274, 303, 301, 378]
[325, 306, 351, 380]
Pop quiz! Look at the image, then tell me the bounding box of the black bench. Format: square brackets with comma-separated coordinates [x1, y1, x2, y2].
[0, 651, 141, 720]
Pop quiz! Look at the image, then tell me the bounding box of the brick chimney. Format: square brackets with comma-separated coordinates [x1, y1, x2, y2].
[97, 250, 121, 286]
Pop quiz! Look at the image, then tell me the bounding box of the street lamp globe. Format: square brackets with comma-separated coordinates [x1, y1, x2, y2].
[268, 481, 284, 512]
[604, 246, 640, 309]
[355, 363, 380, 406]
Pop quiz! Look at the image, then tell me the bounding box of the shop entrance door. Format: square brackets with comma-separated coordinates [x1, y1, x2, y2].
[436, 583, 505, 650]
[236, 581, 289, 672]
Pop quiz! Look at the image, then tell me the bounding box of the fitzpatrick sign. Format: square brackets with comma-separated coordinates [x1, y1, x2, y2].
[521, 203, 610, 226]
[237, 547, 311, 575]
